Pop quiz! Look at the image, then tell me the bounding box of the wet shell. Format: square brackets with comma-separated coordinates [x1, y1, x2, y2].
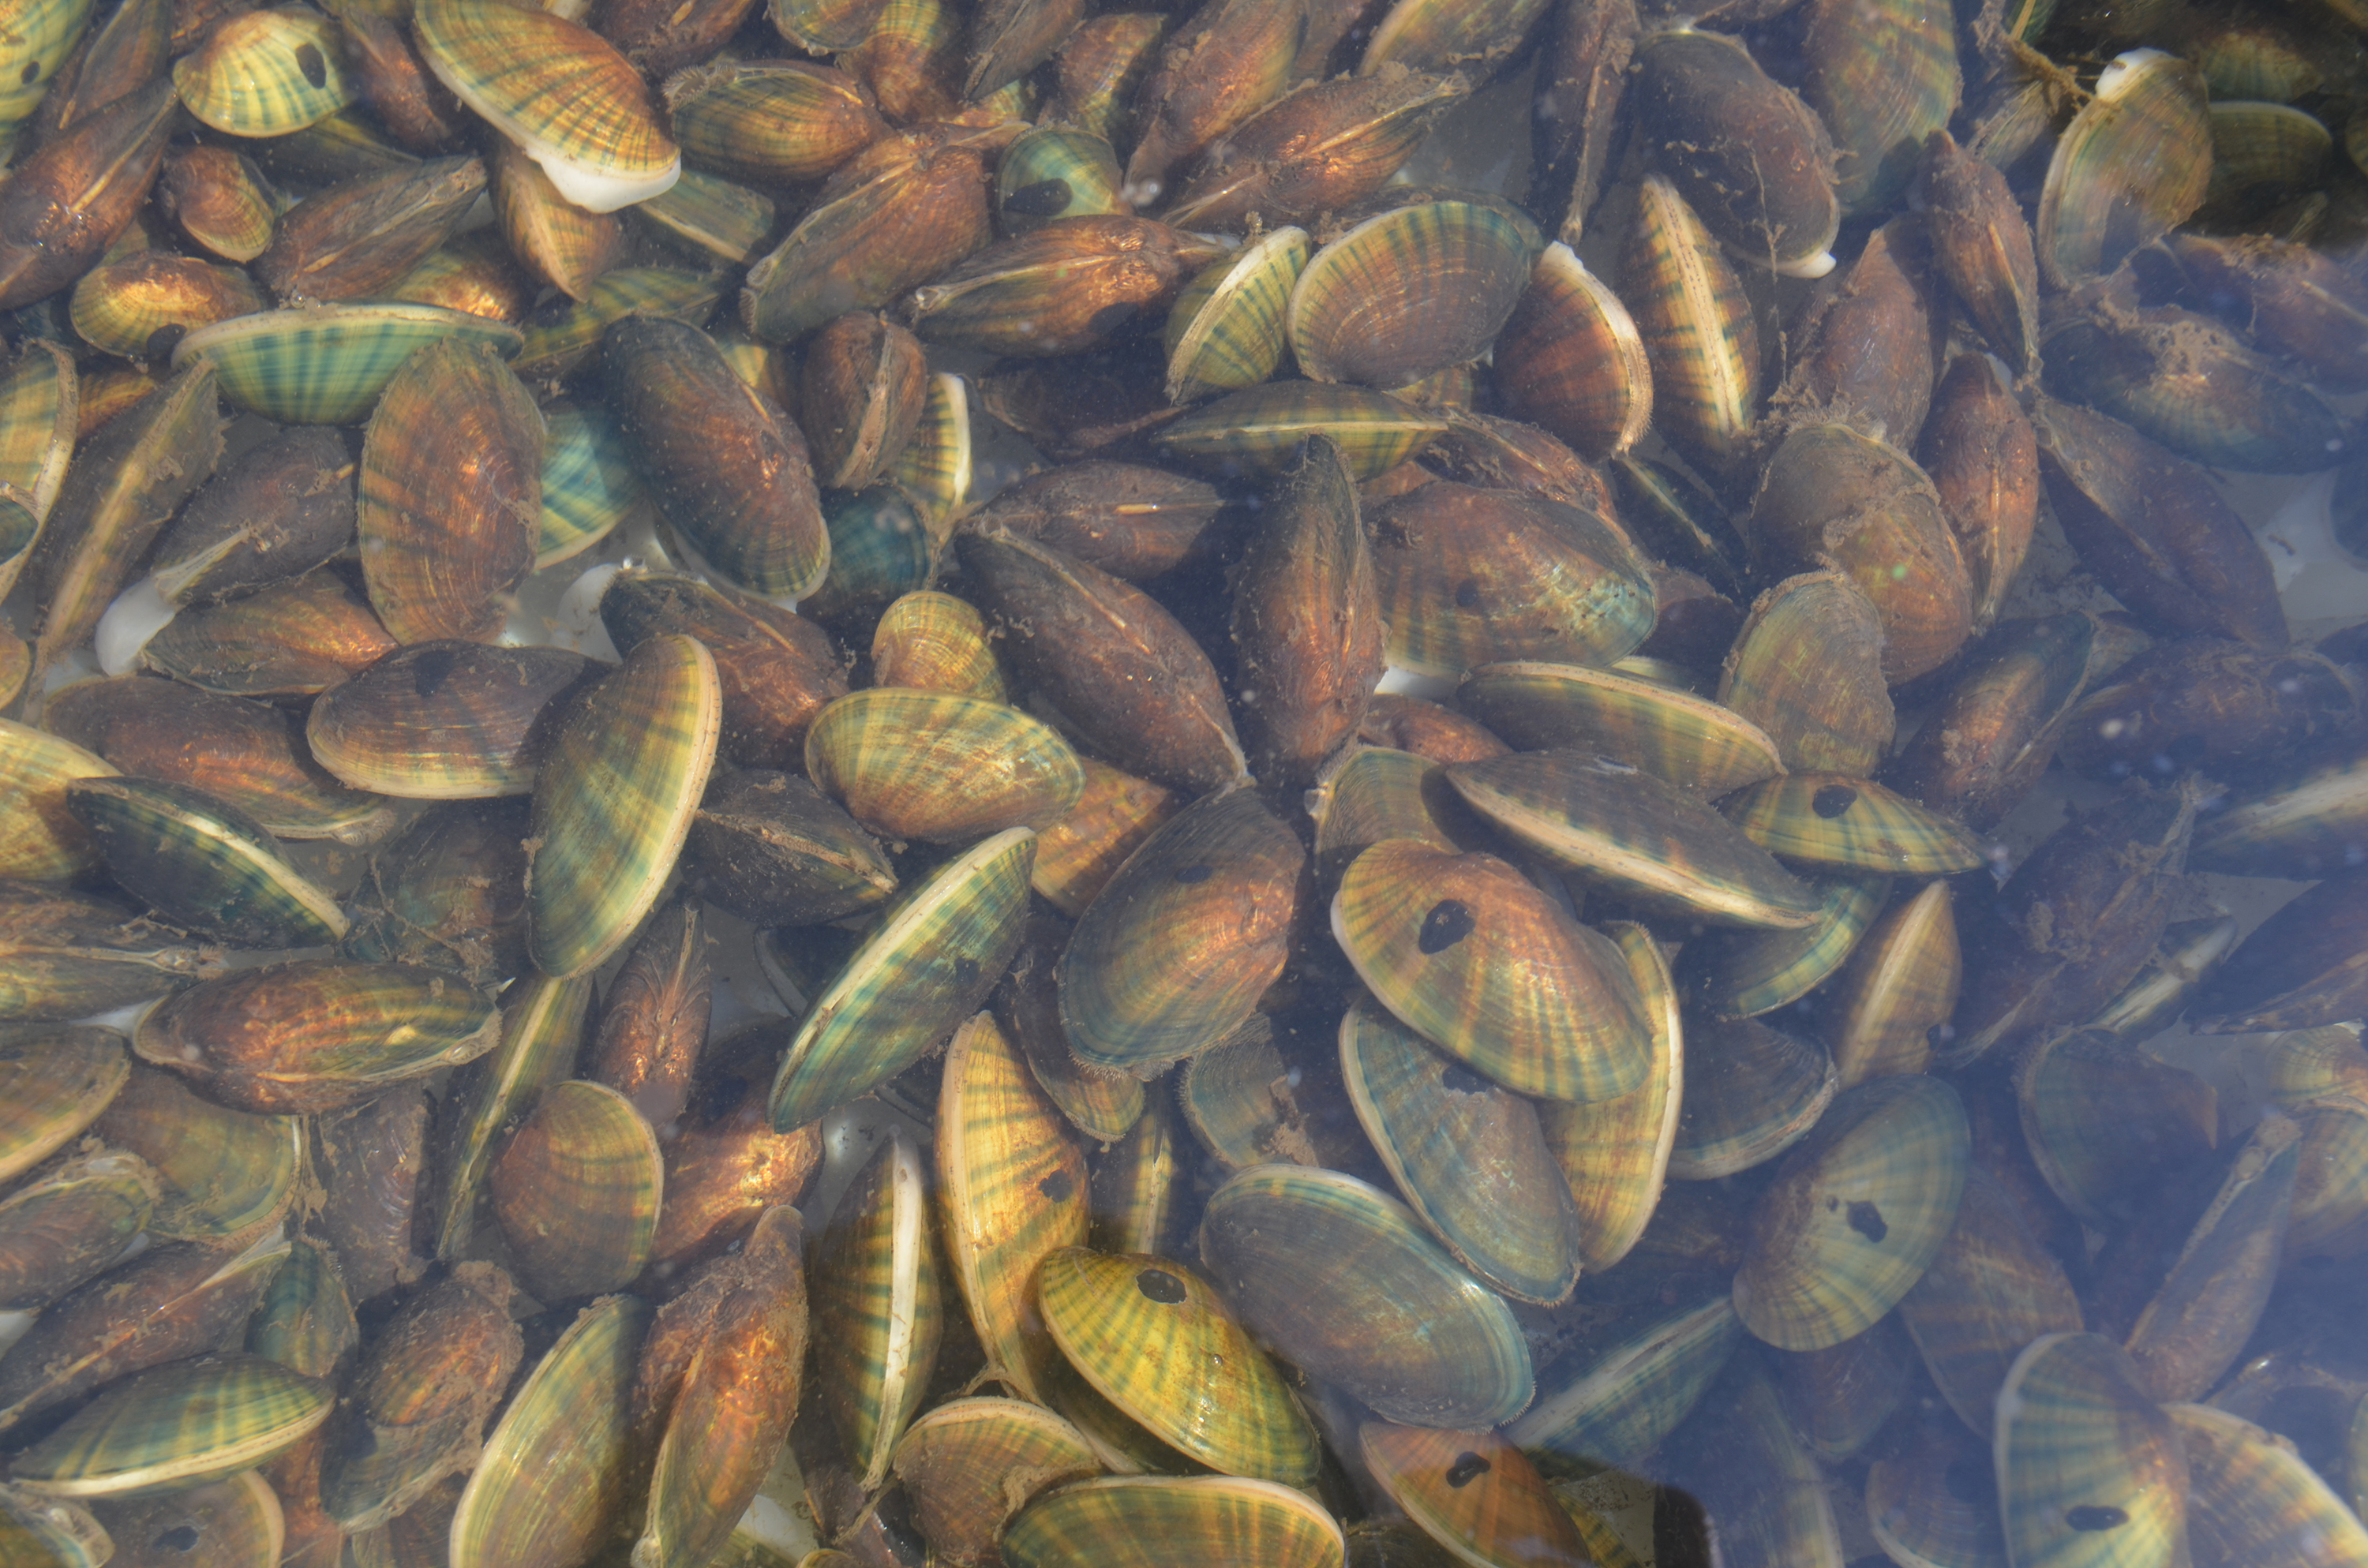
[767, 829, 1032, 1128]
[1677, 870, 1891, 1020]
[1507, 1294, 1740, 1477]
[1163, 226, 1307, 407]
[1340, 998, 1584, 1306]
[1731, 1074, 1969, 1351]
[811, 1128, 942, 1490]
[1334, 836, 1650, 1103]
[891, 1398, 1102, 1568]
[1493, 241, 1652, 462]
[91, 1066, 302, 1244]
[685, 771, 895, 928]
[489, 1080, 661, 1301]
[1828, 879, 1961, 1087]
[173, 303, 523, 428]
[525, 634, 721, 979]
[0, 1026, 127, 1181]
[2037, 49, 2211, 287]
[0, 720, 115, 881]
[1197, 1163, 1532, 1429]
[0, 1148, 156, 1313]
[1157, 382, 1448, 481]
[1538, 921, 1681, 1273]
[1289, 200, 1537, 390]
[309, 643, 598, 799]
[171, 9, 356, 137]
[1668, 1013, 1838, 1179]
[1038, 1248, 1317, 1485]
[1618, 174, 1759, 471]
[414, 0, 677, 211]
[66, 777, 345, 949]
[804, 688, 1085, 845]
[1002, 1476, 1343, 1568]
[1722, 774, 1986, 875]
[2173, 1401, 2368, 1566]
[1995, 1333, 2190, 1568]
[11, 1353, 330, 1501]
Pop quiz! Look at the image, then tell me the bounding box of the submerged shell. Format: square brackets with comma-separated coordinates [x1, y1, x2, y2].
[1995, 1333, 2191, 1568]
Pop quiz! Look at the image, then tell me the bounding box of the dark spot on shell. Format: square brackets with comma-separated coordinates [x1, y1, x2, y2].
[1037, 1169, 1074, 1203]
[153, 1525, 203, 1551]
[1418, 899, 1474, 955]
[1005, 178, 1073, 218]
[144, 324, 187, 362]
[1137, 1267, 1188, 1304]
[1813, 784, 1859, 818]
[411, 645, 459, 698]
[1445, 1451, 1490, 1488]
[2066, 1506, 2128, 1532]
[954, 956, 981, 987]
[1454, 578, 1482, 608]
[19, 60, 38, 84]
[1848, 1201, 1887, 1243]
[295, 41, 327, 88]
[1174, 863, 1214, 884]
[1440, 1063, 1492, 1095]
[1944, 1456, 1989, 1504]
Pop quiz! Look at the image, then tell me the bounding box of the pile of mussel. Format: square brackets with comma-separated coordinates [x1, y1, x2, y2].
[4, 0, 2368, 1559]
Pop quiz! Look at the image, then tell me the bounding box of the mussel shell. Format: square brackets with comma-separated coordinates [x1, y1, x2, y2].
[1163, 227, 1308, 405]
[133, 959, 498, 1115]
[1156, 382, 1449, 482]
[1290, 200, 1535, 390]
[1446, 750, 1821, 930]
[339, 798, 530, 986]
[811, 1128, 942, 1491]
[1677, 871, 1891, 1020]
[871, 590, 1007, 702]
[1361, 1421, 1591, 1568]
[662, 59, 882, 189]
[1537, 921, 1680, 1274]
[1995, 1332, 2190, 1568]
[525, 634, 721, 979]
[1864, 1411, 2009, 1568]
[66, 777, 345, 949]
[1175, 1007, 1368, 1175]
[685, 770, 896, 928]
[0, 720, 115, 882]
[644, 1024, 822, 1270]
[0, 1024, 126, 1180]
[767, 828, 1033, 1128]
[0, 1148, 156, 1312]
[12, 1353, 332, 1499]
[890, 1397, 1103, 1568]
[2172, 1401, 2368, 1566]
[806, 687, 1085, 845]
[447, 1294, 650, 1568]
[170, 9, 355, 137]
[90, 1066, 302, 1244]
[1056, 788, 1302, 1080]
[1197, 1163, 1532, 1429]
[1828, 878, 1961, 1087]
[1001, 1476, 1344, 1568]
[1368, 480, 1654, 679]
[144, 570, 397, 699]
[1340, 999, 1583, 1306]
[1716, 571, 1894, 778]
[936, 1012, 1090, 1406]
[1668, 1013, 1838, 1179]
[489, 1080, 661, 1302]
[1722, 773, 1986, 875]
[87, 1471, 285, 1568]
[172, 304, 524, 428]
[2037, 49, 2211, 287]
[2191, 868, 2368, 1032]
[1731, 1075, 1969, 1352]
[1508, 1295, 1743, 1477]
[2017, 1028, 2217, 1231]
[1039, 1248, 1317, 1485]
[1456, 664, 1779, 801]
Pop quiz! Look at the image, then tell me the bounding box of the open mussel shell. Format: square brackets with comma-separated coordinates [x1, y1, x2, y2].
[1722, 773, 1986, 875]
[1509, 1294, 1742, 1478]
[1668, 1013, 1837, 1179]
[1457, 661, 1781, 799]
[1056, 788, 1302, 1080]
[489, 1079, 661, 1301]
[1996, 1333, 2191, 1568]
[1334, 836, 1649, 1103]
[1001, 1476, 1343, 1568]
[891, 1397, 1103, 1566]
[1039, 1248, 1317, 1485]
[1361, 1421, 1589, 1568]
[0, 1026, 126, 1182]
[448, 1293, 650, 1568]
[937, 1012, 1089, 1406]
[11, 1353, 332, 1500]
[525, 634, 719, 979]
[768, 828, 1032, 1129]
[2038, 49, 2211, 288]
[65, 777, 345, 949]
[1156, 382, 1449, 481]
[1677, 871, 1891, 1021]
[133, 959, 499, 1115]
[811, 1127, 942, 1491]
[1446, 750, 1820, 930]
[172, 304, 523, 427]
[1289, 199, 1535, 390]
[1732, 1074, 1969, 1351]
[1198, 1163, 1532, 1429]
[805, 687, 1084, 845]
[414, 0, 676, 211]
[1340, 998, 1583, 1306]
[2172, 1401, 2368, 1566]
[2018, 1028, 2218, 1231]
